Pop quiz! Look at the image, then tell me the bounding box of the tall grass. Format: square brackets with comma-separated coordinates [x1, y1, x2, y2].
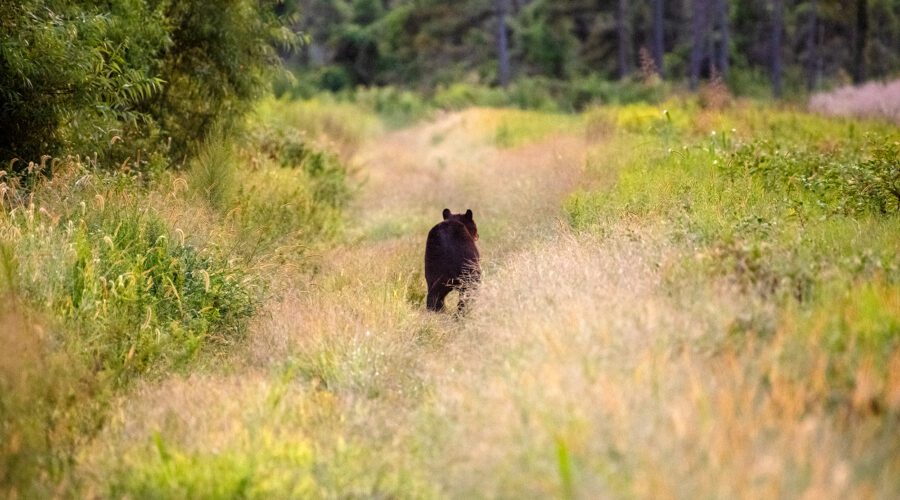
[0, 97, 357, 496]
[5, 97, 899, 497]
[0, 167, 246, 495]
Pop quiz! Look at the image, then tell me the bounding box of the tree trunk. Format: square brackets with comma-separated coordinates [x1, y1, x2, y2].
[771, 0, 784, 98]
[806, 0, 818, 90]
[853, 0, 868, 84]
[652, 0, 665, 77]
[715, 0, 729, 78]
[616, 0, 630, 79]
[496, 0, 511, 87]
[690, 0, 708, 91]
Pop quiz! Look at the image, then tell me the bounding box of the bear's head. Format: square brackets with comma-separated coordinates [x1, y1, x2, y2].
[442, 208, 478, 241]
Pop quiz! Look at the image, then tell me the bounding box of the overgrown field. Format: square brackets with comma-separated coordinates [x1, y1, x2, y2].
[2, 95, 899, 498]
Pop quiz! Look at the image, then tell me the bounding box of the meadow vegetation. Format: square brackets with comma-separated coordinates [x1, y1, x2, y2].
[0, 99, 364, 496]
[2, 86, 899, 497]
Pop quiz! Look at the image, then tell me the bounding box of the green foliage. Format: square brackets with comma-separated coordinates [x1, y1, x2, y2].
[189, 134, 239, 211]
[727, 138, 900, 215]
[109, 435, 318, 499]
[0, 0, 167, 163]
[184, 103, 356, 263]
[288, 0, 900, 103]
[154, 0, 301, 161]
[6, 166, 257, 385]
[251, 97, 380, 154]
[515, 1, 578, 79]
[238, 126, 350, 248]
[565, 105, 900, 302]
[0, 0, 299, 165]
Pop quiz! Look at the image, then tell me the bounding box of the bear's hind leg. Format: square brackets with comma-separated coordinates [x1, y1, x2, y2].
[456, 283, 476, 316]
[456, 265, 481, 316]
[426, 283, 451, 312]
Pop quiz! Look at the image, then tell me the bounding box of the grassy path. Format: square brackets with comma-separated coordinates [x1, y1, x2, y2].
[78, 107, 900, 498]
[80, 109, 599, 496]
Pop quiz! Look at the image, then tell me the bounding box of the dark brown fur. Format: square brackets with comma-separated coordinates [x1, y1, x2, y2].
[424, 208, 481, 312]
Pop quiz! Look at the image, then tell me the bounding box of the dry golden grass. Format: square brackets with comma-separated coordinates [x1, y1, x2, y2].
[426, 230, 900, 498]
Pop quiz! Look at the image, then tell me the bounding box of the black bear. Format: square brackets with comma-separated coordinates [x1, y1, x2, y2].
[424, 208, 481, 312]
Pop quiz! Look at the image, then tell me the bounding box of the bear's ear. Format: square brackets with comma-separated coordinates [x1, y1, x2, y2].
[465, 209, 473, 220]
[442, 208, 451, 220]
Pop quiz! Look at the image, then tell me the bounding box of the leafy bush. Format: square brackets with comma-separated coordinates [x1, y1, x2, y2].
[0, 0, 299, 166]
[5, 164, 257, 384]
[251, 97, 380, 158]
[727, 138, 900, 215]
[349, 86, 430, 128]
[0, 0, 167, 163]
[184, 120, 353, 262]
[150, 0, 300, 161]
[566, 105, 899, 303]
[239, 127, 349, 245]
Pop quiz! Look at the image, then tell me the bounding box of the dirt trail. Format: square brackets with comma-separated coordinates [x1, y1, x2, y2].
[352, 108, 587, 252]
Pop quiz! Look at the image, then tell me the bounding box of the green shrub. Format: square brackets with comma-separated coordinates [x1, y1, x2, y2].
[187, 124, 352, 262]
[432, 82, 510, 110]
[0, 0, 167, 163]
[6, 167, 257, 384]
[726, 137, 900, 215]
[151, 0, 300, 161]
[0, 0, 299, 166]
[250, 127, 351, 212]
[251, 97, 380, 156]
[350, 86, 431, 128]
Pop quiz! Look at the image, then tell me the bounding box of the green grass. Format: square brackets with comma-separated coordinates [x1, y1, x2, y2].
[492, 109, 582, 147]
[6, 167, 256, 385]
[566, 101, 900, 415]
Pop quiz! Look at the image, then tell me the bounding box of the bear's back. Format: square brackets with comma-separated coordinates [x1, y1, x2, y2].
[425, 220, 479, 279]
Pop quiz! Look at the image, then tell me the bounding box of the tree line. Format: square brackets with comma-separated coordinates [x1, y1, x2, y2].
[291, 0, 900, 97]
[2, 1, 896, 165]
